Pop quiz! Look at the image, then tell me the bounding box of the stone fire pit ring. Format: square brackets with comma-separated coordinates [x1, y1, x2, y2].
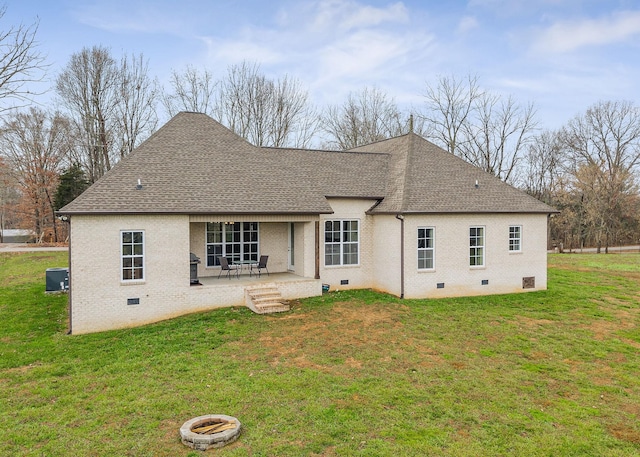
[180, 414, 242, 450]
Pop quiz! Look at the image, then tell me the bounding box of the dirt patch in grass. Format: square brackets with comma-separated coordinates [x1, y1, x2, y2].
[609, 424, 640, 444]
[516, 317, 557, 328]
[5, 362, 43, 374]
[257, 301, 444, 374]
[581, 311, 637, 341]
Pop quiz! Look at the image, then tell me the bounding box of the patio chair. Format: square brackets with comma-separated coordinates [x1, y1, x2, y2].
[218, 257, 239, 279]
[251, 255, 269, 277]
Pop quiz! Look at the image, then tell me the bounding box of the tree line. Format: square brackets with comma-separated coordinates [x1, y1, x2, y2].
[0, 8, 638, 249]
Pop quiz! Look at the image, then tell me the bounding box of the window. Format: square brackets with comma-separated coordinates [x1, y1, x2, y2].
[509, 225, 522, 252]
[469, 226, 484, 267]
[206, 222, 259, 267]
[417, 227, 435, 270]
[122, 231, 144, 281]
[324, 220, 359, 266]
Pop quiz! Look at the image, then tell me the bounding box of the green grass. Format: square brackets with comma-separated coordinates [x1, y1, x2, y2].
[1, 251, 639, 456]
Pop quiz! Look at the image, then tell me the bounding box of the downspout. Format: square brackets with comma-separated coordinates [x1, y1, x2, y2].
[395, 214, 405, 299]
[63, 216, 72, 335]
[314, 221, 320, 279]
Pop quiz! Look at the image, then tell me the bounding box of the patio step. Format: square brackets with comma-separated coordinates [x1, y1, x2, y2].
[245, 284, 290, 314]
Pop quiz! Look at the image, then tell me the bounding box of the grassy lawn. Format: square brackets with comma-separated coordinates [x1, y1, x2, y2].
[1, 251, 639, 456]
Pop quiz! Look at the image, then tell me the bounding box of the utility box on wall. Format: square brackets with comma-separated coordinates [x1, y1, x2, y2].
[46, 267, 69, 293]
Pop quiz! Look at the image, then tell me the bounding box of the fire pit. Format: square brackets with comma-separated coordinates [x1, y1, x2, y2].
[180, 414, 241, 450]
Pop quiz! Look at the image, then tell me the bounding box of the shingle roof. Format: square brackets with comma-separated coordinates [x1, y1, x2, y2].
[350, 133, 555, 214]
[60, 112, 555, 215]
[60, 112, 387, 215]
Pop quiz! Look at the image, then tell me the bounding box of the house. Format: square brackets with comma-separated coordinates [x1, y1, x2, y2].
[0, 229, 36, 243]
[59, 112, 556, 334]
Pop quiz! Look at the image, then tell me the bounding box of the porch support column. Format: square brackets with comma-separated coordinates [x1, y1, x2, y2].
[315, 221, 320, 279]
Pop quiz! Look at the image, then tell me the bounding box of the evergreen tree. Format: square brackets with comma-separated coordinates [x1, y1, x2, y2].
[54, 163, 89, 210]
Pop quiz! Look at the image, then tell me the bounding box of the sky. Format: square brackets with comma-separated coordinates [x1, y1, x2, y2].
[5, 0, 640, 130]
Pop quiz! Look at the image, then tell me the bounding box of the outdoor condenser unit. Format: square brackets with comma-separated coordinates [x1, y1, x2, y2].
[46, 267, 69, 292]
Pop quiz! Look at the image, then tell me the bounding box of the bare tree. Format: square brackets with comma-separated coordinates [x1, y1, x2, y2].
[56, 46, 157, 182]
[522, 129, 563, 203]
[267, 74, 317, 148]
[56, 46, 117, 182]
[460, 94, 538, 183]
[0, 155, 18, 241]
[560, 100, 640, 252]
[115, 53, 158, 158]
[421, 74, 537, 183]
[420, 73, 482, 155]
[0, 6, 47, 112]
[216, 61, 317, 148]
[160, 65, 217, 117]
[0, 108, 72, 242]
[321, 86, 409, 150]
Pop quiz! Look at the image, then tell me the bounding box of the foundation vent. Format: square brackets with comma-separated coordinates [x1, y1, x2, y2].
[522, 277, 535, 289]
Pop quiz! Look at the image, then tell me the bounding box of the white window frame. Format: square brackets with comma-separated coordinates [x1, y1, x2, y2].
[469, 226, 485, 267]
[417, 227, 435, 270]
[205, 222, 259, 267]
[324, 219, 359, 266]
[509, 225, 522, 252]
[121, 230, 144, 282]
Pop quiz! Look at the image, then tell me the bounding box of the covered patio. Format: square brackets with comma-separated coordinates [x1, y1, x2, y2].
[188, 214, 322, 284]
[184, 215, 323, 315]
[188, 270, 322, 314]
[195, 271, 310, 286]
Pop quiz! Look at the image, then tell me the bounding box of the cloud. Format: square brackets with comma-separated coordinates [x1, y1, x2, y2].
[531, 10, 640, 54]
[310, 0, 409, 32]
[200, 35, 283, 65]
[316, 29, 422, 80]
[197, 0, 434, 102]
[457, 16, 479, 34]
[71, 1, 187, 34]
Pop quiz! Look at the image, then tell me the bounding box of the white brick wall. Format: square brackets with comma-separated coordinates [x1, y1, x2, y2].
[70, 214, 191, 334]
[400, 213, 548, 298]
[70, 215, 322, 334]
[371, 214, 402, 296]
[70, 208, 548, 333]
[319, 198, 377, 290]
[319, 202, 548, 299]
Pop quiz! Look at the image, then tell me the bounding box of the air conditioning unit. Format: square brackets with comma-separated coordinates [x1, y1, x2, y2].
[46, 267, 69, 293]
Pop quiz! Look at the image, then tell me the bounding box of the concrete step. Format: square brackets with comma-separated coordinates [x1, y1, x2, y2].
[248, 290, 280, 299]
[251, 293, 282, 303]
[245, 284, 289, 314]
[254, 302, 290, 314]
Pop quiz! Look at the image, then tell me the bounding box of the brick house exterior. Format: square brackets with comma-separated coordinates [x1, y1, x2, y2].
[60, 112, 556, 334]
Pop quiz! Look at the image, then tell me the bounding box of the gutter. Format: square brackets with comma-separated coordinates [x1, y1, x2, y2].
[395, 214, 405, 299]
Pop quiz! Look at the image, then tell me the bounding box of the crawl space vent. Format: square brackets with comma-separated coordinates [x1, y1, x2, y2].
[522, 277, 535, 289]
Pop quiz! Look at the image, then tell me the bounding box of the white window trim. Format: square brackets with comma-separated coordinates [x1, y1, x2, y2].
[509, 225, 522, 253]
[324, 219, 360, 267]
[205, 222, 260, 268]
[121, 230, 145, 283]
[469, 226, 485, 268]
[417, 226, 435, 271]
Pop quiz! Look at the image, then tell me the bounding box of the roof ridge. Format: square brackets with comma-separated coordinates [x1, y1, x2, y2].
[260, 146, 390, 157]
